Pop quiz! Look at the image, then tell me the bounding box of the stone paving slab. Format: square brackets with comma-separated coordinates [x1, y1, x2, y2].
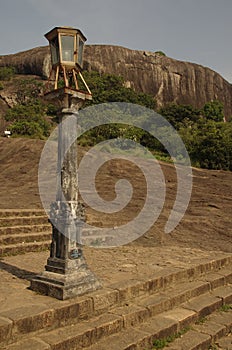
[160, 309, 232, 350]
[162, 307, 197, 330]
[4, 338, 51, 350]
[209, 309, 232, 332]
[211, 284, 232, 304]
[182, 294, 223, 318]
[193, 320, 227, 342]
[166, 330, 211, 349]
[216, 335, 232, 350]
[87, 327, 152, 350]
[0, 247, 231, 314]
[0, 246, 231, 349]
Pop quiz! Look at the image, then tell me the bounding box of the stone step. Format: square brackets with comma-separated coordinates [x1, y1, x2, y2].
[0, 209, 46, 218]
[214, 333, 232, 350]
[0, 210, 126, 231]
[160, 307, 232, 349]
[0, 232, 52, 245]
[0, 216, 48, 227]
[3, 290, 231, 350]
[81, 227, 103, 236]
[85, 311, 199, 350]
[0, 224, 51, 235]
[0, 259, 231, 348]
[1, 338, 51, 350]
[81, 234, 115, 246]
[0, 240, 50, 256]
[86, 215, 128, 227]
[84, 303, 232, 349]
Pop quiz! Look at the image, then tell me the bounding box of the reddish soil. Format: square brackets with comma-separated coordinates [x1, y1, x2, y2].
[0, 136, 231, 253]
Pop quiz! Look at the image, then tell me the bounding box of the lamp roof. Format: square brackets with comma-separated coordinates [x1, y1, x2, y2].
[45, 26, 87, 42]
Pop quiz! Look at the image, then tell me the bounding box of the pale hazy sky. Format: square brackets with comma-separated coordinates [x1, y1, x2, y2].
[0, 0, 231, 82]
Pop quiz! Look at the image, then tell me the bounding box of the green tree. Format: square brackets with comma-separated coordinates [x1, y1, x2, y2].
[77, 71, 157, 147]
[81, 71, 156, 110]
[180, 119, 232, 170]
[201, 100, 224, 122]
[158, 103, 200, 129]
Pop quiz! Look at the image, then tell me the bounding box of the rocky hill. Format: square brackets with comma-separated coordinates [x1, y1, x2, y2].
[0, 45, 232, 119]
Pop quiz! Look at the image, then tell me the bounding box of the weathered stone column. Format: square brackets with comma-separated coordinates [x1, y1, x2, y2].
[30, 89, 101, 300]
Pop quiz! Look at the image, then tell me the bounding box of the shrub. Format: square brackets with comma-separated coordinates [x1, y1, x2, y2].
[0, 66, 16, 81]
[46, 103, 58, 116]
[5, 99, 44, 122]
[15, 78, 44, 103]
[5, 99, 51, 139]
[10, 121, 44, 138]
[155, 51, 166, 56]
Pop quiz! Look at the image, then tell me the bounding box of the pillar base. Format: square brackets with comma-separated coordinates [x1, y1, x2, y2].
[30, 256, 101, 300]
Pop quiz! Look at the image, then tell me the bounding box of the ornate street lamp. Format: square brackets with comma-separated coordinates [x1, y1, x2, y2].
[30, 27, 101, 300]
[45, 26, 91, 94]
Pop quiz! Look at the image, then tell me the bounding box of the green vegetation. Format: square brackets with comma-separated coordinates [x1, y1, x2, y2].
[202, 100, 224, 122]
[195, 316, 208, 325]
[0, 66, 16, 81]
[77, 71, 158, 148]
[2, 71, 232, 172]
[2, 77, 55, 139]
[10, 121, 47, 139]
[180, 119, 232, 170]
[208, 345, 218, 350]
[158, 103, 200, 130]
[155, 51, 166, 56]
[159, 101, 232, 171]
[5, 98, 51, 139]
[152, 327, 190, 349]
[2, 71, 156, 140]
[81, 71, 156, 109]
[219, 304, 232, 312]
[14, 78, 44, 104]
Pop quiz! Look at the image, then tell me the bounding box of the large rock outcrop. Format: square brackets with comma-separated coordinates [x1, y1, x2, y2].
[0, 46, 51, 78]
[0, 44, 232, 119]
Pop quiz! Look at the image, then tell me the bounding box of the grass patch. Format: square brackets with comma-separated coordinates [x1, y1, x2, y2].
[153, 327, 190, 349]
[208, 345, 218, 350]
[220, 304, 232, 312]
[195, 316, 208, 325]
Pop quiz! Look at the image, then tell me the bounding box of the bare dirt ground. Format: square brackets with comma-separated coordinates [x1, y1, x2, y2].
[0, 136, 231, 253]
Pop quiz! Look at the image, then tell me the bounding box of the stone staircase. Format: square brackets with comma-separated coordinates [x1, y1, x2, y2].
[0, 209, 117, 256]
[0, 210, 51, 256]
[0, 254, 231, 350]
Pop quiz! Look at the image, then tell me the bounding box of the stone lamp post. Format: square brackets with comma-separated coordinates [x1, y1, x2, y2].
[30, 26, 101, 300]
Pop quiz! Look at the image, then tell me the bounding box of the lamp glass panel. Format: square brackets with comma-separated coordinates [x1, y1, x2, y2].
[61, 35, 74, 62]
[50, 37, 59, 65]
[78, 37, 84, 66]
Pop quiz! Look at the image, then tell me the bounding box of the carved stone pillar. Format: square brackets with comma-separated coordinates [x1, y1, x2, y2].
[30, 89, 101, 300]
